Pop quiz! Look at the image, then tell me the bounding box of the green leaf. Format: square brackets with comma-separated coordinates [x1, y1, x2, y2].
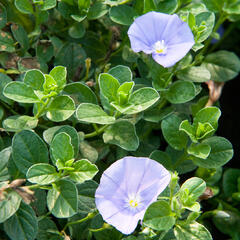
[195, 122, 215, 140]
[179, 120, 197, 143]
[46, 95, 75, 122]
[69, 159, 98, 183]
[49, 66, 67, 90]
[156, 0, 178, 14]
[202, 50, 240, 82]
[150, 150, 172, 170]
[121, 87, 160, 114]
[50, 132, 74, 166]
[193, 107, 221, 130]
[77, 180, 98, 214]
[55, 42, 86, 79]
[165, 80, 196, 104]
[0, 30, 15, 52]
[87, 2, 108, 20]
[195, 12, 215, 43]
[69, 22, 85, 39]
[192, 136, 233, 168]
[109, 5, 137, 25]
[108, 65, 132, 84]
[11, 23, 29, 52]
[161, 114, 188, 150]
[14, 0, 34, 14]
[3, 82, 39, 103]
[24, 69, 45, 90]
[79, 140, 98, 163]
[177, 66, 211, 82]
[103, 120, 139, 151]
[0, 147, 11, 181]
[179, 177, 206, 203]
[0, 3, 7, 29]
[116, 82, 134, 105]
[26, 163, 59, 185]
[43, 74, 57, 92]
[3, 115, 38, 132]
[99, 73, 120, 102]
[78, 0, 90, 11]
[39, 0, 56, 11]
[143, 200, 175, 231]
[47, 179, 78, 218]
[12, 130, 49, 174]
[187, 143, 211, 159]
[76, 103, 115, 124]
[36, 41, 54, 63]
[223, 168, 240, 198]
[0, 73, 13, 105]
[213, 210, 240, 236]
[0, 188, 22, 223]
[4, 202, 38, 240]
[202, 0, 223, 12]
[144, 0, 156, 12]
[37, 217, 62, 240]
[63, 82, 97, 105]
[174, 221, 212, 240]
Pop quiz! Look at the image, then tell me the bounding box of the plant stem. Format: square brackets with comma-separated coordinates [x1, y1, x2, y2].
[84, 125, 109, 139]
[63, 212, 96, 232]
[34, 98, 51, 119]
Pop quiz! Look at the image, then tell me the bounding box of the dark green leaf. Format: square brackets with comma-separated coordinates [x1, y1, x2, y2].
[0, 30, 15, 52]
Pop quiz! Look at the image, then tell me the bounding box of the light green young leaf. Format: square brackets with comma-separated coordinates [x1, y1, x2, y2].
[76, 103, 115, 124]
[27, 163, 59, 185]
[143, 200, 175, 231]
[39, 0, 56, 10]
[4, 202, 38, 240]
[187, 143, 211, 159]
[179, 120, 197, 143]
[117, 82, 134, 105]
[103, 120, 139, 151]
[69, 159, 98, 183]
[121, 87, 160, 114]
[14, 0, 34, 14]
[47, 179, 78, 218]
[3, 82, 39, 103]
[50, 132, 74, 166]
[24, 69, 45, 90]
[46, 95, 75, 122]
[195, 122, 215, 140]
[3, 115, 38, 132]
[49, 66, 67, 90]
[99, 73, 120, 103]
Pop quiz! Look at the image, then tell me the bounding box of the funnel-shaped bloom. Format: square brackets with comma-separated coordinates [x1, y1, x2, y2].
[127, 11, 195, 68]
[95, 157, 171, 234]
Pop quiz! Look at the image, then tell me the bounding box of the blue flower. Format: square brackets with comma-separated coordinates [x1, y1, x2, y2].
[128, 11, 195, 68]
[95, 157, 171, 234]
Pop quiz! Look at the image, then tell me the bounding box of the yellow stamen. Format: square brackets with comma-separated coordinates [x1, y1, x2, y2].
[129, 199, 138, 208]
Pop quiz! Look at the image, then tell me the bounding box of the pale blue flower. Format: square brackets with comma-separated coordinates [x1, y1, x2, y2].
[95, 157, 171, 234]
[128, 11, 195, 68]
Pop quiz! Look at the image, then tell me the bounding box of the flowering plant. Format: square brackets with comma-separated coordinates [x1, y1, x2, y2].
[0, 0, 240, 240]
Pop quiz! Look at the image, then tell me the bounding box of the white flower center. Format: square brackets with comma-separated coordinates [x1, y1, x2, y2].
[153, 40, 167, 54]
[126, 194, 141, 210]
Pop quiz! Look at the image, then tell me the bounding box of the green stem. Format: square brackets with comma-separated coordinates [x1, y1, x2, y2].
[34, 98, 51, 119]
[63, 212, 96, 232]
[0, 101, 19, 115]
[84, 125, 109, 139]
